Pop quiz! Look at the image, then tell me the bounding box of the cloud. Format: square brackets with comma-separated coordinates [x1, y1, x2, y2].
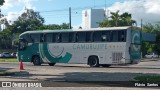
[22, 0, 36, 10]
[1, 0, 21, 9]
[7, 12, 21, 24]
[1, 0, 36, 10]
[107, 0, 160, 24]
[1, 0, 36, 24]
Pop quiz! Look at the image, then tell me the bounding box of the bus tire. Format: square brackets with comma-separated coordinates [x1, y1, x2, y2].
[48, 63, 56, 66]
[101, 64, 111, 67]
[32, 56, 41, 66]
[88, 56, 99, 67]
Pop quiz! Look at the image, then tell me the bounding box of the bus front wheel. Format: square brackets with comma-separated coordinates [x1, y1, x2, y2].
[88, 56, 99, 67]
[48, 63, 56, 66]
[33, 56, 41, 66]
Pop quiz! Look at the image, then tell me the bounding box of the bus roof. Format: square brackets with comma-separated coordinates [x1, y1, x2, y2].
[20, 26, 137, 36]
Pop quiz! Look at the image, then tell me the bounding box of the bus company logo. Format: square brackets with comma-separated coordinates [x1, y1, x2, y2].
[48, 44, 64, 58]
[2, 82, 11, 87]
[132, 31, 140, 51]
[132, 32, 140, 44]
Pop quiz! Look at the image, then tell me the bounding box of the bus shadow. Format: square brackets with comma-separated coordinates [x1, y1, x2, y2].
[56, 65, 160, 70]
[55, 65, 90, 68]
[40, 72, 160, 87]
[7, 70, 160, 87]
[33, 64, 160, 70]
[109, 66, 160, 69]
[0, 67, 14, 72]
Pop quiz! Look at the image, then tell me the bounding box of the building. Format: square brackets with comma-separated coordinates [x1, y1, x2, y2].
[82, 9, 106, 29]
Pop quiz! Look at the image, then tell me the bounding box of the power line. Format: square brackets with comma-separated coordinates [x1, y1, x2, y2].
[39, 4, 112, 13]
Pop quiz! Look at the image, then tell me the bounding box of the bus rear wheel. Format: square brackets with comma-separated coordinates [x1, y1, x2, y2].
[33, 56, 41, 66]
[48, 63, 56, 66]
[88, 56, 99, 67]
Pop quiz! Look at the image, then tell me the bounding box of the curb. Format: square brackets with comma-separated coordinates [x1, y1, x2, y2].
[141, 59, 160, 62]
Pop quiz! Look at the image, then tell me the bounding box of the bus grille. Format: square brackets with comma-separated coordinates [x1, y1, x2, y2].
[112, 52, 123, 63]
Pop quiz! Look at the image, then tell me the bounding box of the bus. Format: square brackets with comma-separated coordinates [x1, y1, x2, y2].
[17, 26, 141, 67]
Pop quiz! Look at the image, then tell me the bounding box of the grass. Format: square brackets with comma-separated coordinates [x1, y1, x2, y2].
[0, 58, 18, 62]
[134, 76, 160, 82]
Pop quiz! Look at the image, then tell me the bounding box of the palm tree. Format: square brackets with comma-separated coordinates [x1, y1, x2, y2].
[110, 10, 120, 26]
[98, 10, 137, 27]
[120, 12, 137, 26]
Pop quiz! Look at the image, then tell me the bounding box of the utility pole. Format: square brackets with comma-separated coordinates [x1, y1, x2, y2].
[94, 0, 95, 8]
[104, 0, 107, 18]
[141, 19, 143, 31]
[0, 9, 1, 31]
[140, 19, 143, 58]
[69, 7, 71, 29]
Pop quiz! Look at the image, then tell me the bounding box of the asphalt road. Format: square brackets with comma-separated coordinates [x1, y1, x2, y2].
[0, 59, 160, 89]
[0, 59, 160, 81]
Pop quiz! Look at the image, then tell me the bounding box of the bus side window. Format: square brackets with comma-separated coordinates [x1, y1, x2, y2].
[57, 33, 61, 43]
[69, 32, 75, 42]
[106, 31, 111, 42]
[30, 34, 41, 43]
[123, 30, 126, 42]
[118, 30, 126, 42]
[40, 34, 44, 42]
[76, 32, 86, 42]
[61, 32, 69, 43]
[45, 33, 53, 42]
[101, 31, 110, 42]
[53, 33, 61, 43]
[86, 31, 92, 42]
[110, 30, 118, 42]
[93, 31, 102, 42]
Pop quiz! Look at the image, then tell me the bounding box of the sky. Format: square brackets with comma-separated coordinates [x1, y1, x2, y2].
[1, 0, 160, 28]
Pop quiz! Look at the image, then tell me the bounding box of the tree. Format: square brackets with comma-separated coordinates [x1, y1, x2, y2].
[142, 23, 160, 56]
[10, 9, 44, 33]
[0, 0, 5, 6]
[0, 9, 44, 49]
[0, 14, 9, 28]
[99, 11, 136, 27]
[39, 23, 70, 30]
[120, 12, 136, 26]
[60, 23, 70, 29]
[110, 10, 120, 26]
[0, 29, 12, 49]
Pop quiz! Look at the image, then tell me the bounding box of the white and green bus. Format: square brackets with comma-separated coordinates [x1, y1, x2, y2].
[17, 26, 141, 67]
